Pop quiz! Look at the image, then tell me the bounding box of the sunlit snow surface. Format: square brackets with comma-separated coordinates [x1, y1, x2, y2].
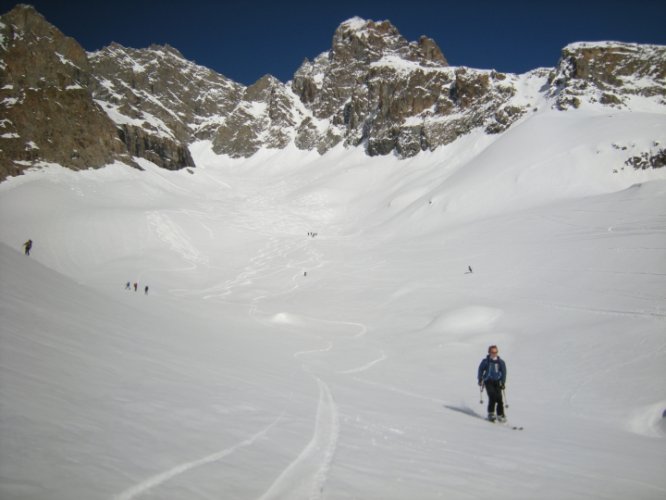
[1, 107, 666, 499]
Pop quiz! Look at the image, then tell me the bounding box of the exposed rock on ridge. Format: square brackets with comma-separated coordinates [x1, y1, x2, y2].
[548, 42, 666, 109]
[0, 4, 130, 180]
[291, 17, 537, 157]
[211, 74, 302, 157]
[87, 42, 242, 165]
[0, 5, 200, 179]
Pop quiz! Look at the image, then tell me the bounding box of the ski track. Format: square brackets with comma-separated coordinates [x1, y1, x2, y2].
[146, 211, 207, 266]
[258, 378, 339, 500]
[530, 299, 666, 319]
[113, 412, 284, 500]
[299, 316, 367, 339]
[293, 342, 333, 359]
[351, 376, 449, 406]
[339, 350, 387, 374]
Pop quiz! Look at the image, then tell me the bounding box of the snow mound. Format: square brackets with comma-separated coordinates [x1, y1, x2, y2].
[628, 402, 666, 438]
[424, 306, 503, 334]
[271, 312, 304, 325]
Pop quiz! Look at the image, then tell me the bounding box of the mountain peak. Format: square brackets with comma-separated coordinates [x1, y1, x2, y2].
[4, 3, 39, 16]
[339, 16, 370, 30]
[331, 16, 443, 67]
[333, 17, 402, 45]
[337, 17, 398, 36]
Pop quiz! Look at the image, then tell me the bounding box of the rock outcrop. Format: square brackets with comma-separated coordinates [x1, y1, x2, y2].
[0, 4, 130, 179]
[289, 17, 525, 157]
[211, 74, 302, 157]
[87, 42, 244, 165]
[548, 42, 666, 109]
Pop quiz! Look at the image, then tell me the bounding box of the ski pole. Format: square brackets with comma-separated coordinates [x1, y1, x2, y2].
[479, 384, 484, 405]
[502, 388, 509, 409]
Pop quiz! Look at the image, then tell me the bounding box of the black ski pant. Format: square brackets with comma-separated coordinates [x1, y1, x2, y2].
[484, 380, 504, 416]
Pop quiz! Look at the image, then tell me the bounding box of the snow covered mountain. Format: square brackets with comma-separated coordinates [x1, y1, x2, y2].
[1, 4, 666, 500]
[1, 5, 665, 180]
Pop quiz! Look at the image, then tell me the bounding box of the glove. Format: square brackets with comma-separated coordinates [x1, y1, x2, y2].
[478, 380, 483, 387]
[500, 383, 505, 390]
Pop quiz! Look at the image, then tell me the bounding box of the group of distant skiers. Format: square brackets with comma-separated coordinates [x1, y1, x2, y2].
[22, 237, 506, 422]
[23, 239, 151, 295]
[126, 281, 149, 295]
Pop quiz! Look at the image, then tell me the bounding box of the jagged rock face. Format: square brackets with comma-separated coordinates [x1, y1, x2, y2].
[292, 18, 449, 125]
[291, 17, 526, 157]
[548, 42, 666, 109]
[0, 5, 130, 179]
[88, 43, 243, 158]
[211, 74, 303, 157]
[88, 44, 305, 159]
[88, 43, 237, 169]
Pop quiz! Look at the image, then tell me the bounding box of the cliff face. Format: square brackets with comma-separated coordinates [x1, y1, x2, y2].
[290, 17, 526, 157]
[548, 42, 666, 109]
[1, 6, 665, 181]
[0, 5, 130, 180]
[87, 42, 244, 166]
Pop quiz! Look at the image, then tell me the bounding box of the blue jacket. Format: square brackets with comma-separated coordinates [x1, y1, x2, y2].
[478, 356, 506, 384]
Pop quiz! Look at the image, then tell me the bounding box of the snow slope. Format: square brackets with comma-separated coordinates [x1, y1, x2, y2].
[1, 105, 666, 499]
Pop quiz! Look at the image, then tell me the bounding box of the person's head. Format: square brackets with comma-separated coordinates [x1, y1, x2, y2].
[488, 345, 499, 357]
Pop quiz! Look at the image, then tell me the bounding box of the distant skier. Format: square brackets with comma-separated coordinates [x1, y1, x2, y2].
[144, 285, 149, 295]
[133, 282, 138, 292]
[478, 345, 507, 422]
[23, 239, 33, 256]
[125, 281, 131, 290]
[468, 265, 473, 274]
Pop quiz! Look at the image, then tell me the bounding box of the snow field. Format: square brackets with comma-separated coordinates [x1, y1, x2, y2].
[1, 106, 665, 499]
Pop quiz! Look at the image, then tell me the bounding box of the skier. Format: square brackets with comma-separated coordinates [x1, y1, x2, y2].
[144, 285, 149, 295]
[133, 282, 138, 292]
[23, 239, 33, 256]
[125, 281, 131, 290]
[478, 345, 507, 422]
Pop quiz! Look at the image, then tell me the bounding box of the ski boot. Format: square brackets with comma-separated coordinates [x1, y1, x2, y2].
[497, 415, 507, 423]
[487, 412, 497, 422]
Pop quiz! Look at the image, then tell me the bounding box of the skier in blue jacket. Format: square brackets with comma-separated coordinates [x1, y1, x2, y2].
[478, 345, 507, 422]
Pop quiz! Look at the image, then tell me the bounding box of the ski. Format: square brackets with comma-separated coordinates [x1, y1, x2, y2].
[500, 423, 524, 431]
[487, 418, 523, 430]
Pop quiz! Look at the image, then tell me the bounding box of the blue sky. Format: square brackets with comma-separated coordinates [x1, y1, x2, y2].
[2, 0, 665, 85]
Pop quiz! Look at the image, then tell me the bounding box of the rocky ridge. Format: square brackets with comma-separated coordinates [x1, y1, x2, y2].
[1, 5, 665, 181]
[548, 41, 666, 109]
[0, 5, 130, 180]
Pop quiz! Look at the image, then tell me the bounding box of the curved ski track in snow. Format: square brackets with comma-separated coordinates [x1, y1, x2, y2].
[113, 412, 284, 500]
[297, 315, 368, 339]
[258, 378, 339, 500]
[293, 342, 333, 359]
[339, 350, 387, 374]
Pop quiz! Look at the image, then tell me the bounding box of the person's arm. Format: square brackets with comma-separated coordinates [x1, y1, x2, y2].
[477, 359, 486, 384]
